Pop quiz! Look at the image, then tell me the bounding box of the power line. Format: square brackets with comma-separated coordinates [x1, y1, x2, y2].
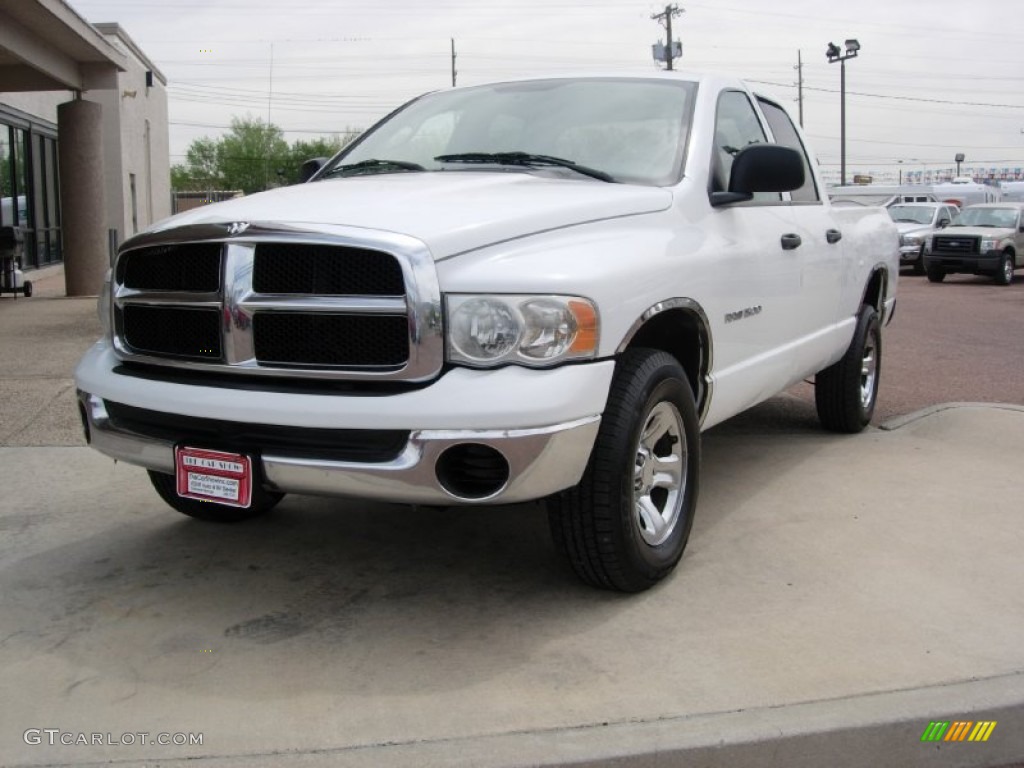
[748, 79, 1024, 110]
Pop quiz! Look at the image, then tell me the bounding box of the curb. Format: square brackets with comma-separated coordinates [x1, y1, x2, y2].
[879, 401, 1024, 431]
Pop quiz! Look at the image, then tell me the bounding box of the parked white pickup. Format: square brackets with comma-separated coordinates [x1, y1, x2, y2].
[75, 72, 898, 592]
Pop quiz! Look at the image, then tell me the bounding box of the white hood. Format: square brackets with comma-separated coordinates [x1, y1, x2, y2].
[894, 221, 930, 235]
[154, 172, 673, 260]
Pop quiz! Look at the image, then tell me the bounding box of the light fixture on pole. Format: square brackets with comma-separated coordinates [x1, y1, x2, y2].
[826, 38, 860, 186]
[955, 153, 965, 177]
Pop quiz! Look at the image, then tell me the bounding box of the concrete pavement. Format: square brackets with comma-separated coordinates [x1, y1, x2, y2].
[1, 267, 1022, 767]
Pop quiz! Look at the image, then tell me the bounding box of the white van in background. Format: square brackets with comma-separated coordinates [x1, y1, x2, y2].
[932, 177, 1001, 208]
[1001, 181, 1024, 203]
[829, 184, 937, 207]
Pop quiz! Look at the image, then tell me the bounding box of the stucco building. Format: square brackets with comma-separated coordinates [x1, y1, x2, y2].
[0, 0, 169, 296]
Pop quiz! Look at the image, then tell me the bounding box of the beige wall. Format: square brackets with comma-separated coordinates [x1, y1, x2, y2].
[0, 92, 68, 123]
[85, 24, 170, 246]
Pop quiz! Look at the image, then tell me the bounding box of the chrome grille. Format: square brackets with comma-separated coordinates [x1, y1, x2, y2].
[119, 243, 222, 291]
[253, 313, 408, 367]
[253, 243, 404, 295]
[120, 306, 222, 361]
[111, 224, 443, 382]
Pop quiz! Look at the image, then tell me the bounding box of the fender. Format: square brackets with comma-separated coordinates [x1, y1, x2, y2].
[616, 297, 714, 425]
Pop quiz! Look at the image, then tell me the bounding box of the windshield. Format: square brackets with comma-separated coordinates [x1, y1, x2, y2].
[952, 207, 1020, 228]
[322, 78, 696, 186]
[888, 205, 935, 225]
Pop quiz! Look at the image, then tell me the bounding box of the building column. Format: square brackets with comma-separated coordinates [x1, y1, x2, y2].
[58, 98, 107, 296]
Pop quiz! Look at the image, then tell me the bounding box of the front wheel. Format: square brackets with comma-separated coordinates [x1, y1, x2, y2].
[995, 252, 1014, 286]
[548, 349, 700, 592]
[815, 305, 881, 433]
[912, 248, 925, 276]
[925, 263, 946, 283]
[147, 470, 283, 523]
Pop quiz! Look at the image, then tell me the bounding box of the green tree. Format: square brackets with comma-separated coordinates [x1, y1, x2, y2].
[188, 135, 224, 187]
[171, 120, 363, 193]
[218, 116, 289, 195]
[281, 131, 360, 184]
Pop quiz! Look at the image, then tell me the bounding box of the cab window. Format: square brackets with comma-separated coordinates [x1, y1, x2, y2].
[710, 90, 778, 202]
[757, 97, 820, 203]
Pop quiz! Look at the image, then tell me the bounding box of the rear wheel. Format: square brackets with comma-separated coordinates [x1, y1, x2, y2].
[995, 252, 1014, 286]
[147, 469, 283, 523]
[548, 349, 700, 592]
[815, 305, 881, 433]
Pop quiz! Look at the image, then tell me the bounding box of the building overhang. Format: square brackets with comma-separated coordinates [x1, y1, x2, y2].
[0, 0, 127, 92]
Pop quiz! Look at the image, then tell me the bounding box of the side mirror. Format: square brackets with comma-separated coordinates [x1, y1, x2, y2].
[937, 219, 950, 228]
[298, 157, 328, 183]
[710, 144, 805, 207]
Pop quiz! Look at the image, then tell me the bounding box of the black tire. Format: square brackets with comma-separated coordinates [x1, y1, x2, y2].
[912, 250, 925, 276]
[925, 263, 946, 283]
[995, 252, 1014, 286]
[548, 348, 700, 593]
[22, 280, 32, 297]
[815, 305, 881, 433]
[147, 469, 283, 523]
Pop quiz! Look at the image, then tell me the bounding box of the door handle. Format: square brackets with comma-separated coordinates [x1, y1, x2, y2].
[826, 229, 842, 244]
[781, 233, 802, 250]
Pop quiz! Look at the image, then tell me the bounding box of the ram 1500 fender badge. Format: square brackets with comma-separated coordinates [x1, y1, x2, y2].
[724, 305, 763, 323]
[227, 222, 251, 235]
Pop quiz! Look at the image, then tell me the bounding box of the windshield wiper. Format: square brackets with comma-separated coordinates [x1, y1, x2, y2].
[434, 152, 616, 183]
[324, 159, 425, 177]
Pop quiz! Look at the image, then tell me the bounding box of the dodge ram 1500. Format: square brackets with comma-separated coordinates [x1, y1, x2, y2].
[76, 73, 898, 592]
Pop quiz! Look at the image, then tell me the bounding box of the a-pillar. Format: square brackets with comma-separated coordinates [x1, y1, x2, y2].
[58, 97, 108, 296]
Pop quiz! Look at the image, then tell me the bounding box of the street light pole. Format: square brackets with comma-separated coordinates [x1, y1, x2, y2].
[827, 39, 860, 187]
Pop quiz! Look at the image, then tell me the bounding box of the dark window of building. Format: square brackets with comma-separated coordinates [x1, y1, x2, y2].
[129, 173, 138, 234]
[0, 126, 12, 228]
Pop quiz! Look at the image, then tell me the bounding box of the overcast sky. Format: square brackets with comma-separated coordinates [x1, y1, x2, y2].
[67, 0, 1024, 182]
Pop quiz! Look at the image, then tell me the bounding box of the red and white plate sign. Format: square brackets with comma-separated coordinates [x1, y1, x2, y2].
[175, 446, 253, 508]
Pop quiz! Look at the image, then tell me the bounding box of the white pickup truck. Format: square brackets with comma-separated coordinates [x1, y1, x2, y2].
[75, 73, 898, 592]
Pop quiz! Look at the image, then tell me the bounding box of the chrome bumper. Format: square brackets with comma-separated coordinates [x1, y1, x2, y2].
[78, 392, 600, 505]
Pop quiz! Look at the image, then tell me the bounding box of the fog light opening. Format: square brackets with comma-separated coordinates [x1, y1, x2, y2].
[435, 443, 510, 501]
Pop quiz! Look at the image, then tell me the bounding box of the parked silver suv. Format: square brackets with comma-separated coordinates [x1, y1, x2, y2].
[888, 202, 957, 274]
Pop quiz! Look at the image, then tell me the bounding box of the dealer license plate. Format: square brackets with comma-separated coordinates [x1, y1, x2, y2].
[175, 447, 253, 508]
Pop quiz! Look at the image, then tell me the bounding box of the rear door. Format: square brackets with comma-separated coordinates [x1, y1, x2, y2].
[757, 96, 845, 367]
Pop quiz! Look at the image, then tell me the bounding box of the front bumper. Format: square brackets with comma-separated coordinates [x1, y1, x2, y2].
[75, 341, 613, 505]
[925, 251, 1001, 274]
[898, 244, 924, 263]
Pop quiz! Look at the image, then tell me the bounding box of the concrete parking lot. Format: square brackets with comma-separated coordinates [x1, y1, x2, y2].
[1, 269, 1022, 767]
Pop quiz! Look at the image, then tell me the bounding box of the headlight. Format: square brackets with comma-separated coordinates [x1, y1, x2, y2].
[900, 234, 922, 246]
[447, 294, 599, 367]
[980, 238, 999, 252]
[97, 269, 112, 335]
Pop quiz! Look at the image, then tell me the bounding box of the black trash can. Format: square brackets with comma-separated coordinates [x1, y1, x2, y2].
[0, 226, 32, 297]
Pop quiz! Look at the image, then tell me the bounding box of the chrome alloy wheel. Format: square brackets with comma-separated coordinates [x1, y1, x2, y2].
[633, 402, 687, 547]
[1003, 257, 1014, 285]
[860, 334, 878, 410]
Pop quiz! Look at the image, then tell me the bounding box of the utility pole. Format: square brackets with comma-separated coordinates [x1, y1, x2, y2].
[651, 5, 684, 71]
[795, 50, 804, 127]
[450, 38, 457, 87]
[265, 42, 274, 191]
